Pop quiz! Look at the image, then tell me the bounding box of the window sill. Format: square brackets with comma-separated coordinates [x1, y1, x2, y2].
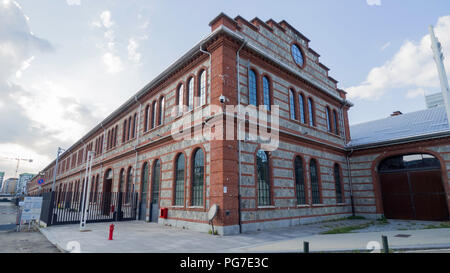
[311, 204, 325, 207]
[296, 204, 310, 208]
[188, 206, 204, 209]
[257, 205, 276, 209]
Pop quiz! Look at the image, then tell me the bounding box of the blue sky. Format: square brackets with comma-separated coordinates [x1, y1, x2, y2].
[0, 0, 449, 179]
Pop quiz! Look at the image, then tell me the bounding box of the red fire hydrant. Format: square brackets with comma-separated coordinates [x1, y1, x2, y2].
[111, 205, 115, 213]
[109, 224, 114, 240]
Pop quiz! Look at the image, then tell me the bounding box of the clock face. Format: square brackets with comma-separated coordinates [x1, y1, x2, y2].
[292, 44, 304, 67]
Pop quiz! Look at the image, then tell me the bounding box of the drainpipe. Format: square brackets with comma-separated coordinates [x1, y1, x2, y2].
[236, 39, 247, 233]
[346, 148, 355, 217]
[133, 96, 142, 194]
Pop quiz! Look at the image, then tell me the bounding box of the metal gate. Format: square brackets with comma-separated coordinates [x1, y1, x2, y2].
[39, 191, 138, 226]
[379, 169, 449, 221]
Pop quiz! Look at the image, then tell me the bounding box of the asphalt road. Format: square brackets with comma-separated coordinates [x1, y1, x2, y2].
[0, 202, 60, 253]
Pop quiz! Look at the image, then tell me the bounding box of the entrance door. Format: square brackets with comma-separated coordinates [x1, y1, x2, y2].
[102, 169, 113, 216]
[378, 154, 449, 221]
[139, 163, 149, 221]
[150, 160, 160, 222]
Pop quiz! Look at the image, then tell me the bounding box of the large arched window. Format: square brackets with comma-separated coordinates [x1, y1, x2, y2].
[256, 149, 271, 206]
[289, 89, 297, 120]
[126, 167, 133, 203]
[191, 148, 204, 206]
[151, 159, 160, 204]
[333, 110, 339, 135]
[249, 70, 257, 106]
[326, 107, 332, 132]
[119, 168, 125, 193]
[294, 156, 306, 205]
[187, 77, 194, 111]
[308, 98, 315, 127]
[310, 159, 320, 204]
[334, 163, 343, 203]
[378, 154, 440, 172]
[198, 70, 206, 106]
[132, 113, 137, 138]
[158, 97, 165, 125]
[262, 76, 271, 111]
[174, 153, 185, 206]
[177, 84, 184, 115]
[298, 93, 306, 124]
[122, 119, 127, 143]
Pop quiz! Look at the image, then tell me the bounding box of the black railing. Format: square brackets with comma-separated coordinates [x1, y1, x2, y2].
[39, 191, 138, 226]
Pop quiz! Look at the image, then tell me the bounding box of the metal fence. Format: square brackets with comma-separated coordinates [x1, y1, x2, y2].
[39, 191, 138, 226]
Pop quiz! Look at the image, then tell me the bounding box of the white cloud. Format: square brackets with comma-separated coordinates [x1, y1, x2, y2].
[15, 56, 34, 78]
[346, 15, 450, 100]
[102, 52, 123, 74]
[367, 0, 381, 6]
[127, 38, 141, 64]
[100, 10, 113, 28]
[66, 0, 80, 6]
[380, 41, 391, 51]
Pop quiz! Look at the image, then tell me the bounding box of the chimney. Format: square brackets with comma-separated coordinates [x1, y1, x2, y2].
[391, 111, 403, 117]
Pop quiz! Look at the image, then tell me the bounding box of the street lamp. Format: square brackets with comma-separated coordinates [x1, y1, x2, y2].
[51, 147, 66, 192]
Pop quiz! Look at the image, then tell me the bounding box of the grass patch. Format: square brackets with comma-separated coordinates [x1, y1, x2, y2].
[423, 222, 450, 229]
[321, 222, 372, 234]
[376, 216, 389, 225]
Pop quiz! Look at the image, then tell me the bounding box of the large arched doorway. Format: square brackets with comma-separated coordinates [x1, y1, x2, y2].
[102, 169, 113, 215]
[150, 159, 161, 222]
[139, 162, 149, 221]
[378, 153, 449, 221]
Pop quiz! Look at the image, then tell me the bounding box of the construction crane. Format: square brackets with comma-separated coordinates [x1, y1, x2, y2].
[0, 157, 33, 178]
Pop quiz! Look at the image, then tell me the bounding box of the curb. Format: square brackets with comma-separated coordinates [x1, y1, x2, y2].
[38, 227, 68, 253]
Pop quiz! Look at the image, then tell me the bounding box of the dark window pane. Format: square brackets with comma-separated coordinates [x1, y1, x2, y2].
[308, 98, 315, 126]
[310, 159, 320, 204]
[299, 94, 306, 124]
[289, 89, 296, 120]
[257, 150, 271, 206]
[291, 44, 304, 67]
[378, 154, 440, 172]
[152, 160, 160, 204]
[263, 77, 271, 111]
[175, 154, 185, 206]
[192, 149, 204, 206]
[294, 156, 306, 205]
[334, 164, 343, 203]
[249, 70, 257, 106]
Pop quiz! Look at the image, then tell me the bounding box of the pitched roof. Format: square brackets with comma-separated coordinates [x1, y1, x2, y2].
[348, 106, 450, 147]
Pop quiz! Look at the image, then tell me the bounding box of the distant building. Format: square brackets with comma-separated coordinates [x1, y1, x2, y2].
[0, 172, 4, 192]
[2, 178, 18, 194]
[426, 92, 444, 109]
[17, 173, 35, 195]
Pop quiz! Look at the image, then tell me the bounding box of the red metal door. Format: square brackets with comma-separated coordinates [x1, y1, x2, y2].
[379, 172, 414, 220]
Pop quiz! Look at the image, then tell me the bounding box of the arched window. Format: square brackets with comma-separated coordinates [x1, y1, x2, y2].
[127, 116, 132, 140]
[158, 97, 165, 125]
[151, 101, 157, 129]
[174, 153, 185, 206]
[310, 159, 320, 204]
[334, 164, 343, 203]
[144, 104, 150, 131]
[177, 84, 184, 115]
[187, 77, 194, 111]
[114, 125, 118, 147]
[249, 70, 257, 106]
[122, 119, 127, 143]
[326, 107, 332, 132]
[256, 149, 271, 206]
[291, 44, 304, 67]
[294, 156, 306, 205]
[119, 168, 125, 193]
[333, 110, 339, 135]
[151, 160, 160, 205]
[298, 94, 306, 124]
[191, 148, 204, 206]
[141, 162, 149, 203]
[126, 167, 133, 203]
[132, 113, 137, 138]
[262, 76, 271, 111]
[308, 98, 315, 127]
[94, 175, 99, 202]
[289, 89, 297, 120]
[199, 70, 206, 106]
[378, 154, 440, 172]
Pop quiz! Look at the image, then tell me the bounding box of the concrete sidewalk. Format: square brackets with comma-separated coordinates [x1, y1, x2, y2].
[39, 220, 450, 253]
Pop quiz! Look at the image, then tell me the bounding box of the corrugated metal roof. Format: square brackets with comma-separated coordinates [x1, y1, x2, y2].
[348, 106, 450, 147]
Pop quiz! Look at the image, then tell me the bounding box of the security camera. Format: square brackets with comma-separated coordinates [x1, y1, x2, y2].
[219, 95, 226, 104]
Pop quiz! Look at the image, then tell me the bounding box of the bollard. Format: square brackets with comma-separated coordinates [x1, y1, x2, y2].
[109, 224, 115, 240]
[303, 241, 309, 253]
[382, 235, 389, 253]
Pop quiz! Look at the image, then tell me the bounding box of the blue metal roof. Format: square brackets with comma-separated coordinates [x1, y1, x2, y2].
[348, 106, 450, 147]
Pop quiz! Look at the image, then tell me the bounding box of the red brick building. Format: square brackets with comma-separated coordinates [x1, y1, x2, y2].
[28, 13, 450, 234]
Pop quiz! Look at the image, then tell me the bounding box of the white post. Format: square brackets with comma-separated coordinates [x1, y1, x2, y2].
[429, 26, 450, 124]
[80, 151, 94, 230]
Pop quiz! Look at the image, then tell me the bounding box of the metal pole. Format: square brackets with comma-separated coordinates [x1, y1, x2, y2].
[303, 241, 309, 253]
[382, 235, 389, 253]
[51, 148, 63, 192]
[80, 151, 94, 230]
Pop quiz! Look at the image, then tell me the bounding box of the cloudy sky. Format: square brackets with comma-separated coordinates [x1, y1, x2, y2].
[0, 0, 449, 179]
